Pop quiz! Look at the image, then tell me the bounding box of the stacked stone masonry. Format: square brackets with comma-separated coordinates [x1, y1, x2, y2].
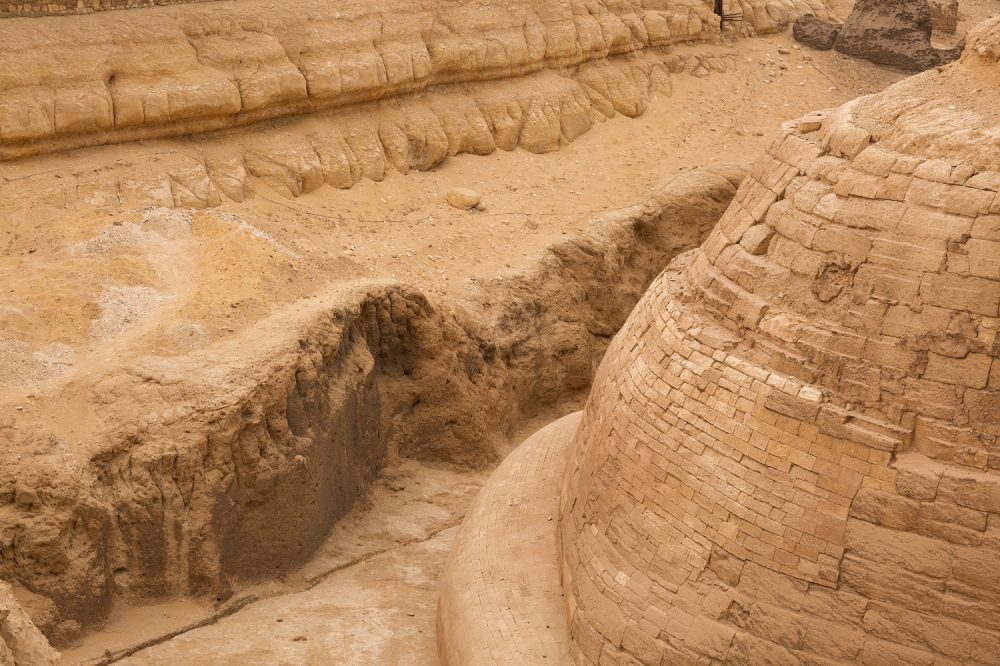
[558, 17, 1000, 666]
[561, 268, 1000, 665]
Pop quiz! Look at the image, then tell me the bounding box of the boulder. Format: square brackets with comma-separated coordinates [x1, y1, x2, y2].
[793, 14, 841, 50]
[835, 0, 959, 71]
[446, 188, 482, 210]
[793, 0, 963, 72]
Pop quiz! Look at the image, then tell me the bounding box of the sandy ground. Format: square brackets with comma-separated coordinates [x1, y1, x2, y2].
[6, 6, 1000, 663]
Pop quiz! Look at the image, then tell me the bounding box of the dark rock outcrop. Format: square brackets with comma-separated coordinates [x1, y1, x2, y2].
[793, 0, 964, 71]
[793, 14, 841, 50]
[836, 0, 942, 69]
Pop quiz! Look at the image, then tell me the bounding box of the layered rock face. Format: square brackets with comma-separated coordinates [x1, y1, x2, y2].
[560, 15, 1000, 665]
[0, 163, 744, 645]
[0, 0, 832, 160]
[0, 0, 210, 17]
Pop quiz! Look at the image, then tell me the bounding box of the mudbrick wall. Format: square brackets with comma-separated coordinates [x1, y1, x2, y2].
[0, 165, 744, 644]
[560, 16, 1000, 666]
[0, 0, 831, 159]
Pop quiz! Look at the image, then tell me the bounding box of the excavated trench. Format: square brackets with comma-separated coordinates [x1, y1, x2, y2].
[2, 165, 744, 650]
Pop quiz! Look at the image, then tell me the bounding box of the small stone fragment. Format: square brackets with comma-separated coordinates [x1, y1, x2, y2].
[447, 188, 482, 210]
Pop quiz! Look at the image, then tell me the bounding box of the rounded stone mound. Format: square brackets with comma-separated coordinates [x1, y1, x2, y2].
[558, 15, 1000, 665]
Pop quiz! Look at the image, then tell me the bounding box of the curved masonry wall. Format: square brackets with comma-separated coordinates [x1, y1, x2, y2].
[437, 412, 580, 665]
[559, 18, 1000, 664]
[561, 265, 1000, 665]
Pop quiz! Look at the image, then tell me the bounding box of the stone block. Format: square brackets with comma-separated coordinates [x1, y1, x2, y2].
[896, 205, 974, 241]
[906, 177, 951, 207]
[860, 638, 936, 666]
[966, 239, 1000, 278]
[739, 224, 775, 255]
[811, 225, 872, 263]
[966, 171, 1000, 192]
[844, 520, 952, 578]
[973, 214, 1000, 240]
[853, 145, 899, 177]
[869, 236, 946, 272]
[834, 197, 907, 231]
[849, 488, 919, 530]
[919, 273, 1000, 316]
[682, 616, 736, 659]
[943, 186, 995, 217]
[938, 470, 1000, 513]
[923, 352, 992, 389]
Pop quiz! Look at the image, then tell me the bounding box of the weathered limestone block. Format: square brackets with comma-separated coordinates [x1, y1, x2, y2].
[929, 0, 959, 34]
[111, 71, 242, 127]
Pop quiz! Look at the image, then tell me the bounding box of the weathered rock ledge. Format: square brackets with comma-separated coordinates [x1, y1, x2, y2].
[0, 0, 832, 160]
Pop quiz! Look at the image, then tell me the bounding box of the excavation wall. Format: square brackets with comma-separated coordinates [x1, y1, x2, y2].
[0, 165, 744, 644]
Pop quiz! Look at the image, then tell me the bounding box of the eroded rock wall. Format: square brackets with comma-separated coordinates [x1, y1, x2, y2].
[0, 0, 210, 17]
[792, 0, 962, 71]
[0, 0, 832, 160]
